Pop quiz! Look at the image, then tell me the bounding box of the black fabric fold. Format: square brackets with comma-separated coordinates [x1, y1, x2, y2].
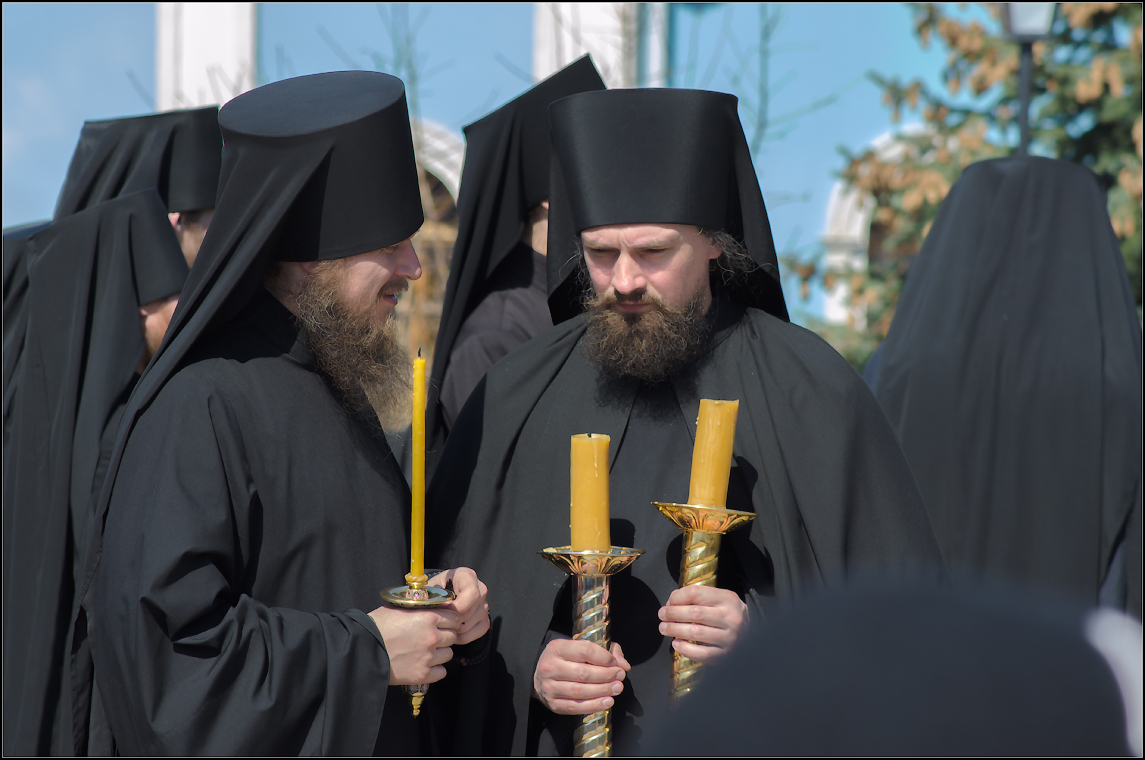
[871, 156, 1142, 618]
[2, 220, 50, 445]
[54, 106, 223, 218]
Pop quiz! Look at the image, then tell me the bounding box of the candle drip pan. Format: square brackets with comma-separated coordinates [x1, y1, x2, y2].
[539, 546, 644, 576]
[379, 584, 455, 608]
[653, 503, 756, 534]
[379, 574, 456, 716]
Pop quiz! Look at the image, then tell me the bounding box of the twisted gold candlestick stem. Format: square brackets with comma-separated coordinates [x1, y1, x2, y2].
[540, 546, 643, 758]
[655, 503, 755, 707]
[572, 574, 610, 756]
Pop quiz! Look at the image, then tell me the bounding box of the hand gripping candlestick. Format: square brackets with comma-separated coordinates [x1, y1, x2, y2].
[655, 399, 754, 707]
[379, 350, 455, 717]
[540, 434, 643, 758]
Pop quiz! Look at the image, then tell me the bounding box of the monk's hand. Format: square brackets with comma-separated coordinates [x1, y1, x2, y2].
[532, 639, 631, 715]
[429, 567, 490, 645]
[658, 585, 748, 664]
[369, 605, 459, 686]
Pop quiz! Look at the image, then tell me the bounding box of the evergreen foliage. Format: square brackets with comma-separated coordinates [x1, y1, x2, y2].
[801, 2, 1142, 369]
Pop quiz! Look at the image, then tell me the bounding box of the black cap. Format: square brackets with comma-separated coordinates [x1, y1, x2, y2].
[219, 70, 423, 262]
[545, 88, 788, 323]
[54, 107, 223, 218]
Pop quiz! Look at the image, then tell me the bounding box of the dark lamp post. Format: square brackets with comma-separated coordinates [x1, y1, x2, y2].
[1001, 3, 1058, 155]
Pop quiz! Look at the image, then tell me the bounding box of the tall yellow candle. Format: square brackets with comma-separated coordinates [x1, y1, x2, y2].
[688, 399, 740, 508]
[570, 433, 610, 551]
[410, 352, 426, 579]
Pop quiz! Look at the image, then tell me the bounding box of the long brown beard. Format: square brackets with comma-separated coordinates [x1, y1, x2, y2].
[294, 260, 412, 430]
[580, 288, 709, 383]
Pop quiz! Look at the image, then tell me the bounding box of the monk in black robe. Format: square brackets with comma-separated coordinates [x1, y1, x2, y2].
[869, 156, 1142, 618]
[71, 72, 489, 756]
[3, 190, 189, 756]
[4, 106, 222, 446]
[425, 57, 605, 474]
[429, 88, 943, 755]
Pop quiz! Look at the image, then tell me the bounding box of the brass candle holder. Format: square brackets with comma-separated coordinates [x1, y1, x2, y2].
[654, 503, 755, 705]
[380, 573, 456, 716]
[539, 546, 644, 758]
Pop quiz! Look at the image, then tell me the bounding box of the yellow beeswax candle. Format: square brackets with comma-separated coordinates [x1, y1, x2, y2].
[688, 399, 740, 508]
[570, 433, 610, 551]
[410, 352, 426, 579]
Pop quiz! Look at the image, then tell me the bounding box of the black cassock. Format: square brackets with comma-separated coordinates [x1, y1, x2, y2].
[93, 290, 423, 755]
[439, 242, 551, 429]
[429, 295, 944, 755]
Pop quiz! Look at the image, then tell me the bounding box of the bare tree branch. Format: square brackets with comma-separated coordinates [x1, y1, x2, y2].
[317, 25, 362, 69]
[494, 52, 533, 85]
[126, 69, 155, 110]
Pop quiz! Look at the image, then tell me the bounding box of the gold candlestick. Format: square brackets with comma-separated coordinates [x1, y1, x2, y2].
[540, 546, 644, 758]
[380, 573, 456, 716]
[654, 503, 755, 705]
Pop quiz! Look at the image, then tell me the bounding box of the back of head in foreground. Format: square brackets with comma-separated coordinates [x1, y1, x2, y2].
[646, 579, 1141, 756]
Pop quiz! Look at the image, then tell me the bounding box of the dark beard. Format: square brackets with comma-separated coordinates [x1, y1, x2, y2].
[294, 261, 411, 430]
[580, 288, 710, 383]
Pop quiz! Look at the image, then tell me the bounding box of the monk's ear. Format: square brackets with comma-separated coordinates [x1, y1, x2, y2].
[702, 232, 722, 262]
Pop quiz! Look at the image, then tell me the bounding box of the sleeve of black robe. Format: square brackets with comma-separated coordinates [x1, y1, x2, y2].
[93, 370, 391, 756]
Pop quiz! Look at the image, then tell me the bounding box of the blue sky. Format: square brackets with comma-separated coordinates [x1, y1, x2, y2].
[3, 3, 965, 318]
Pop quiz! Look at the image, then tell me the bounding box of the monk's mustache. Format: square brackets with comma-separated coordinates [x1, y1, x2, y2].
[379, 278, 410, 299]
[593, 290, 666, 309]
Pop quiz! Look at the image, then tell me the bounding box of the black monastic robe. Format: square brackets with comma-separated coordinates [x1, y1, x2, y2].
[93, 289, 425, 755]
[430, 295, 944, 755]
[439, 242, 552, 429]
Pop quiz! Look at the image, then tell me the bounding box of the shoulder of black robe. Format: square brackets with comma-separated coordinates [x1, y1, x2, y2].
[3, 221, 50, 444]
[68, 71, 425, 755]
[2, 189, 186, 757]
[544, 87, 789, 325]
[872, 156, 1143, 616]
[428, 301, 942, 755]
[427, 56, 605, 475]
[645, 580, 1135, 756]
[53, 106, 222, 219]
[439, 243, 552, 429]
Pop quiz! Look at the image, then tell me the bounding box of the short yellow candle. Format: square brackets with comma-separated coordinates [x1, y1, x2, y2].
[410, 353, 426, 579]
[688, 399, 740, 508]
[570, 433, 610, 551]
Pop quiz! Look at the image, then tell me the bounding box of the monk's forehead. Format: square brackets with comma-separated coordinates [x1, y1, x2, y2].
[581, 223, 692, 247]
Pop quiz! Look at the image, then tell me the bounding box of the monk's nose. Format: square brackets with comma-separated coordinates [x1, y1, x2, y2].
[611, 251, 646, 295]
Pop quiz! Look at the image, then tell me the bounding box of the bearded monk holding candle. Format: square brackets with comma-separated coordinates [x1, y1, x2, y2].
[79, 73, 490, 756]
[428, 88, 943, 756]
